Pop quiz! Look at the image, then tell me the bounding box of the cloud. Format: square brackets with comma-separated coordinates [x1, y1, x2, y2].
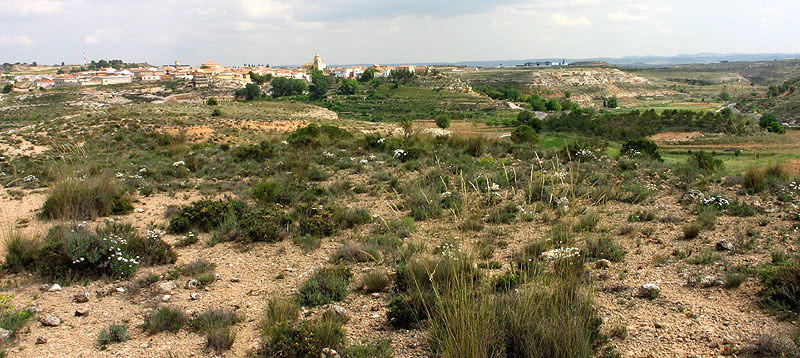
[607, 11, 646, 22]
[0, 0, 62, 16]
[552, 13, 591, 27]
[239, 0, 291, 18]
[0, 34, 34, 46]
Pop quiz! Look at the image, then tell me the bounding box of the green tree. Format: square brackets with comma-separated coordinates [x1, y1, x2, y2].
[606, 96, 618, 108]
[339, 78, 358, 95]
[719, 91, 731, 101]
[564, 90, 571, 98]
[235, 83, 264, 100]
[358, 67, 378, 83]
[517, 111, 534, 126]
[2, 84, 12, 93]
[511, 125, 538, 144]
[309, 70, 332, 101]
[435, 114, 450, 129]
[206, 97, 218, 105]
[271, 77, 306, 97]
[249, 71, 271, 85]
[546, 100, 562, 112]
[759, 114, 778, 128]
[390, 67, 414, 85]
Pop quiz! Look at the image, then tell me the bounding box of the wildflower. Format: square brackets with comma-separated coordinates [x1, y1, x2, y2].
[393, 149, 406, 158]
[377, 138, 385, 144]
[281, 140, 288, 145]
[115, 172, 124, 178]
[490, 183, 500, 191]
[172, 160, 185, 167]
[360, 159, 369, 164]
[325, 152, 335, 158]
[23, 175, 37, 182]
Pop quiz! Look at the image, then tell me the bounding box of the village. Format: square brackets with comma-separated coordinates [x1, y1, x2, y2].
[1, 53, 430, 92]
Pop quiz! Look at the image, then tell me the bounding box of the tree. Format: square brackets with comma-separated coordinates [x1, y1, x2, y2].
[2, 84, 12, 93]
[358, 67, 378, 83]
[719, 91, 731, 101]
[435, 114, 450, 129]
[235, 83, 264, 100]
[564, 90, 571, 98]
[271, 77, 306, 97]
[390, 67, 414, 85]
[206, 97, 218, 106]
[309, 70, 332, 101]
[249, 71, 271, 85]
[339, 78, 358, 95]
[546, 100, 562, 112]
[561, 99, 578, 111]
[606, 96, 618, 108]
[511, 125, 538, 144]
[517, 111, 534, 126]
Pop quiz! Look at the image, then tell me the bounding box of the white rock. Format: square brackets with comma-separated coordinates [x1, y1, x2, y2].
[159, 281, 178, 294]
[40, 314, 61, 327]
[636, 284, 661, 299]
[161, 294, 172, 302]
[48, 284, 62, 292]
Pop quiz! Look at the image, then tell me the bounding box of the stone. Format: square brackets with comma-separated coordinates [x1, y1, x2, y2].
[48, 284, 62, 292]
[35, 336, 48, 344]
[370, 293, 381, 299]
[681, 189, 704, 205]
[595, 259, 612, 269]
[184, 279, 199, 289]
[96, 288, 112, 297]
[75, 307, 90, 316]
[73, 292, 90, 303]
[189, 293, 200, 300]
[159, 281, 178, 294]
[636, 284, 661, 299]
[40, 314, 61, 327]
[0, 329, 11, 341]
[330, 305, 348, 321]
[716, 239, 735, 252]
[115, 287, 126, 293]
[321, 348, 340, 358]
[230, 277, 241, 283]
[161, 294, 172, 302]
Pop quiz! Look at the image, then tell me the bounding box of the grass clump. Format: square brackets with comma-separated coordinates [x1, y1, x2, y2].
[238, 207, 291, 243]
[257, 299, 344, 358]
[191, 308, 242, 353]
[143, 306, 188, 335]
[344, 339, 393, 358]
[682, 222, 701, 239]
[5, 223, 175, 281]
[96, 323, 128, 350]
[744, 164, 786, 193]
[360, 270, 390, 293]
[41, 175, 132, 220]
[331, 243, 380, 263]
[584, 236, 626, 262]
[758, 254, 800, 313]
[296, 266, 353, 307]
[168, 199, 243, 233]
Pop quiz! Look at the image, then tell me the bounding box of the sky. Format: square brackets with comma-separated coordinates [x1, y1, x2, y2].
[1, 0, 799, 66]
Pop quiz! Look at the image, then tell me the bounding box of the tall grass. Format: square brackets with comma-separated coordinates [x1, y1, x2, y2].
[41, 175, 132, 220]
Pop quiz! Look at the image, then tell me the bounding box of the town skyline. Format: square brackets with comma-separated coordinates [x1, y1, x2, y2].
[1, 0, 799, 66]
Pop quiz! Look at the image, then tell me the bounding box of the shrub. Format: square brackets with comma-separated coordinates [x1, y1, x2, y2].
[344, 339, 392, 358]
[258, 301, 344, 358]
[487, 202, 519, 224]
[8, 223, 175, 281]
[144, 306, 188, 335]
[3, 233, 41, 272]
[191, 308, 241, 352]
[724, 272, 748, 289]
[740, 333, 798, 357]
[688, 151, 723, 174]
[584, 236, 626, 262]
[168, 200, 242, 233]
[387, 295, 421, 328]
[211, 108, 223, 117]
[683, 222, 701, 239]
[361, 270, 390, 293]
[0, 295, 33, 340]
[205, 327, 236, 353]
[296, 266, 352, 307]
[758, 255, 800, 312]
[238, 207, 291, 243]
[435, 114, 451, 129]
[331, 243, 380, 263]
[511, 125, 538, 144]
[41, 176, 132, 220]
[621, 138, 662, 161]
[251, 179, 294, 205]
[206, 97, 218, 105]
[744, 164, 786, 193]
[298, 208, 338, 237]
[97, 323, 128, 349]
[576, 210, 600, 231]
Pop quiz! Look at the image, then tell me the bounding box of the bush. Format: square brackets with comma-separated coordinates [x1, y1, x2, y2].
[744, 164, 786, 193]
[0, 295, 33, 340]
[41, 176, 132, 220]
[191, 308, 241, 353]
[168, 200, 242, 233]
[758, 255, 800, 312]
[97, 323, 128, 349]
[689, 151, 723, 174]
[331, 243, 380, 263]
[387, 295, 421, 328]
[682, 222, 701, 239]
[205, 327, 236, 353]
[344, 339, 392, 358]
[3, 234, 41, 272]
[621, 138, 662, 161]
[435, 114, 451, 129]
[298, 208, 338, 237]
[238, 207, 291, 243]
[511, 125, 538, 144]
[360, 270, 390, 293]
[211, 108, 223, 117]
[144, 306, 188, 335]
[7, 223, 175, 281]
[206, 97, 218, 105]
[251, 179, 293, 205]
[296, 266, 352, 307]
[258, 300, 344, 358]
[584, 236, 626, 262]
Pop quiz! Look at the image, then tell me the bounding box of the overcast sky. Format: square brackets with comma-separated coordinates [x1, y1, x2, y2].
[1, 0, 799, 66]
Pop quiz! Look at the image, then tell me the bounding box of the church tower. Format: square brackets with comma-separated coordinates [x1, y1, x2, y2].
[312, 52, 326, 71]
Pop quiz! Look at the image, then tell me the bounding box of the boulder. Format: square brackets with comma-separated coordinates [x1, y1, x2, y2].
[715, 239, 735, 252]
[159, 281, 178, 294]
[48, 284, 62, 292]
[40, 314, 61, 327]
[35, 336, 48, 344]
[75, 307, 90, 317]
[681, 189, 704, 205]
[0, 329, 11, 341]
[184, 279, 198, 289]
[73, 292, 90, 303]
[636, 284, 661, 299]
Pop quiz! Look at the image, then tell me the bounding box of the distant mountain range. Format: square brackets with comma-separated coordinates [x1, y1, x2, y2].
[329, 53, 800, 68]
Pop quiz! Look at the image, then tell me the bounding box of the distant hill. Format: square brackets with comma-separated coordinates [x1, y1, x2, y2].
[327, 53, 800, 69]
